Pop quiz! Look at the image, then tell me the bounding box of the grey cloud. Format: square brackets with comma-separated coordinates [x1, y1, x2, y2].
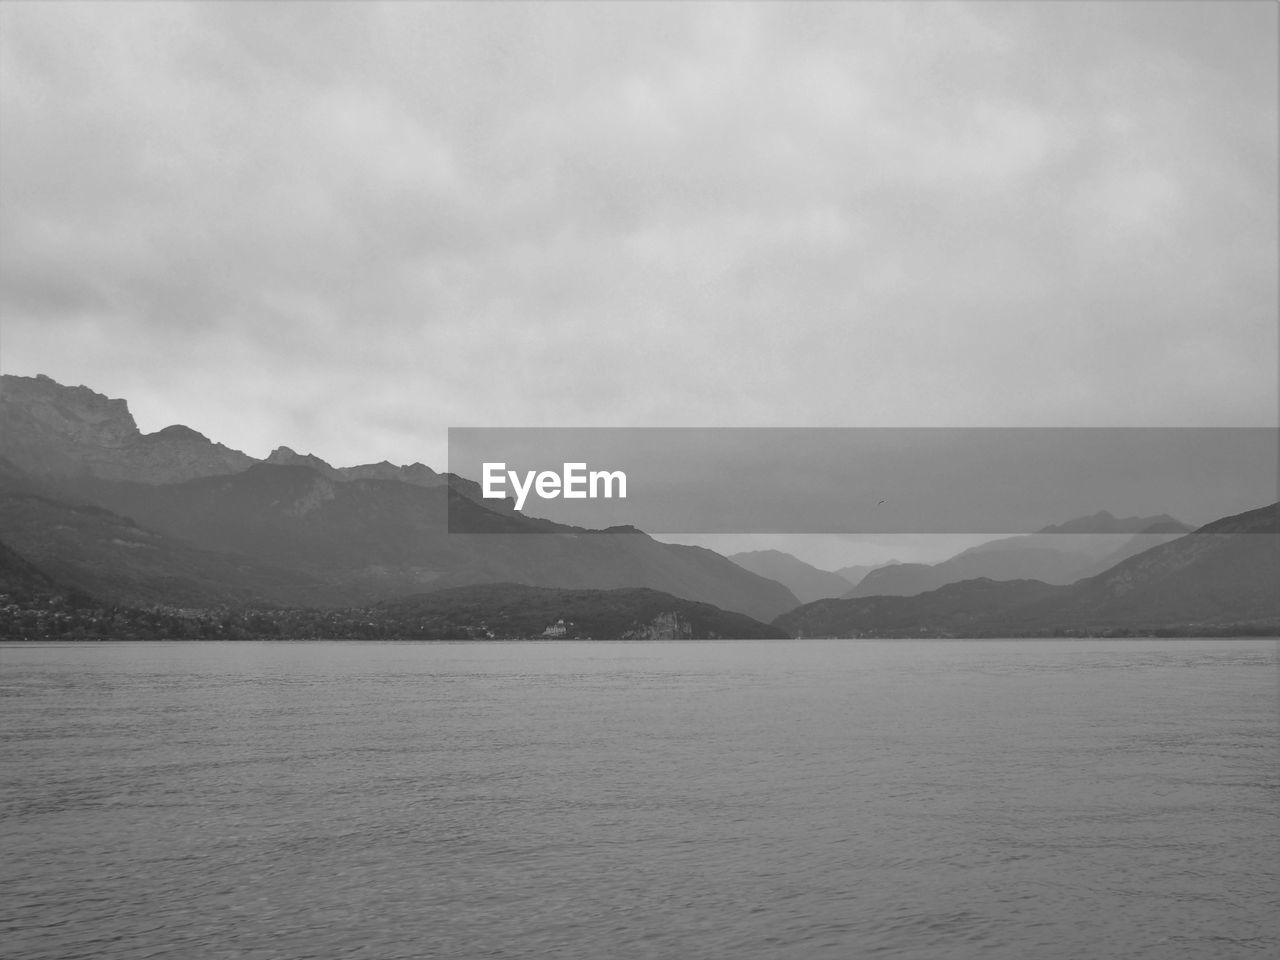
[0, 1, 1274, 472]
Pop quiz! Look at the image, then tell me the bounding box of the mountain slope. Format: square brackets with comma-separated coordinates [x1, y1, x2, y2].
[0, 375, 800, 620]
[26, 464, 798, 621]
[0, 490, 350, 608]
[0, 537, 62, 600]
[833, 560, 899, 587]
[728, 550, 855, 604]
[1044, 503, 1279, 625]
[779, 503, 1278, 636]
[846, 513, 1191, 598]
[777, 578, 1068, 637]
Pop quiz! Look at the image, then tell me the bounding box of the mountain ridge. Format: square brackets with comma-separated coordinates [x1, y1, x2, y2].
[5, 373, 1268, 634]
[0, 375, 799, 620]
[846, 514, 1193, 599]
[727, 549, 856, 603]
[779, 503, 1278, 637]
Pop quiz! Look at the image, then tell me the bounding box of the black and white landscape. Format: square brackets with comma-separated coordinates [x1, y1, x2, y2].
[2, 372, 1276, 637]
[1, 3, 1276, 959]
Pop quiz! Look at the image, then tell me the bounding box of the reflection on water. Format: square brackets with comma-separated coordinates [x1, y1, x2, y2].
[2, 639, 1277, 959]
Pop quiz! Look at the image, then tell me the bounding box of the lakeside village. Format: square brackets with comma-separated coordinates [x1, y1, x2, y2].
[4, 591, 1275, 641]
[0, 591, 591, 641]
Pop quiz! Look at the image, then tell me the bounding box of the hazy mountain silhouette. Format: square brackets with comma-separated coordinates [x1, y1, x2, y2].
[1038, 503, 1279, 625]
[846, 514, 1191, 598]
[728, 549, 856, 603]
[778, 503, 1278, 636]
[833, 560, 900, 587]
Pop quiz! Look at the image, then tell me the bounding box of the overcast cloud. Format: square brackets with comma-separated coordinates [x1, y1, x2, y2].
[2, 1, 1276, 480]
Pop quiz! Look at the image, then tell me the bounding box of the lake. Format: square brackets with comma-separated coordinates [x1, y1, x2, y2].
[1, 639, 1276, 959]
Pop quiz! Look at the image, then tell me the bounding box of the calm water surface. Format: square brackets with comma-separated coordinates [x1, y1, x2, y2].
[2, 639, 1277, 959]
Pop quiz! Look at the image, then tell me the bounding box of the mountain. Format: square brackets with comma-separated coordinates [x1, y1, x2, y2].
[0, 537, 62, 600]
[54, 465, 796, 620]
[847, 561, 944, 598]
[777, 503, 1279, 637]
[0, 374, 497, 502]
[0, 373, 255, 483]
[846, 513, 1191, 598]
[728, 549, 856, 604]
[834, 560, 900, 587]
[776, 578, 1069, 638]
[265, 445, 449, 488]
[0, 489, 354, 609]
[0, 374, 799, 620]
[1042, 503, 1279, 625]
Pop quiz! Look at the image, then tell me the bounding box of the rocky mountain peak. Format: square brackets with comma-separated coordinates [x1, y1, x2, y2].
[2, 373, 139, 447]
[266, 446, 339, 475]
[146, 424, 210, 442]
[1, 373, 253, 484]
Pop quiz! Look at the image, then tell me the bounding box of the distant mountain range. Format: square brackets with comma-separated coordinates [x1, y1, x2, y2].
[833, 560, 901, 586]
[2, 374, 1274, 639]
[725, 551, 905, 601]
[777, 502, 1279, 637]
[846, 514, 1193, 599]
[0, 374, 798, 621]
[727, 550, 857, 603]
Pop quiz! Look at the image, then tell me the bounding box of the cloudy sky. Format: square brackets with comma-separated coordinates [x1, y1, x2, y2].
[1, 2, 1276, 560]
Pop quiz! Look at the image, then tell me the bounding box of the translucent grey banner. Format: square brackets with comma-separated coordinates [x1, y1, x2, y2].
[447, 428, 1278, 534]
